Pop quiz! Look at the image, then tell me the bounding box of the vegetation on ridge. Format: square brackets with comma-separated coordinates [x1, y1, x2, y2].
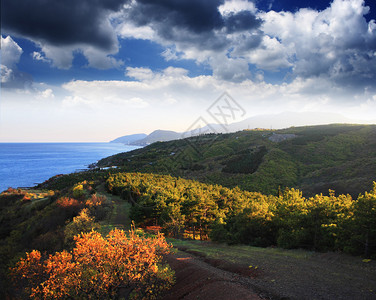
[98, 124, 376, 197]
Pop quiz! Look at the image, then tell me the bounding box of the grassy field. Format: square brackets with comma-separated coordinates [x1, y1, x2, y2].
[169, 239, 376, 299]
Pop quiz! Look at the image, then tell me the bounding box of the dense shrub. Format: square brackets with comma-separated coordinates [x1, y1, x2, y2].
[64, 208, 100, 247]
[12, 228, 174, 299]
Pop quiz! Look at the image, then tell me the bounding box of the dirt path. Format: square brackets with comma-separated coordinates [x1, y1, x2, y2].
[162, 251, 262, 300]
[170, 241, 376, 300]
[96, 183, 131, 230]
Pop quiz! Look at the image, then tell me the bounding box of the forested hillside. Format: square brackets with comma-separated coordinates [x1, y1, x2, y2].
[106, 172, 376, 257]
[98, 124, 376, 197]
[1, 167, 375, 298]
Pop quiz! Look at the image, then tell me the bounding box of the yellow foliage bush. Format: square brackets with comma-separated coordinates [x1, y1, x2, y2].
[12, 228, 174, 299]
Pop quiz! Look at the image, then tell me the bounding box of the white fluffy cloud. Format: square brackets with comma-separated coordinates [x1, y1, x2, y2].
[210, 55, 251, 81]
[61, 66, 367, 116]
[114, 0, 376, 87]
[38, 43, 123, 70]
[62, 80, 149, 108]
[113, 0, 376, 88]
[32, 51, 50, 63]
[0, 35, 33, 88]
[3, 0, 375, 87]
[126, 67, 155, 81]
[259, 0, 376, 84]
[116, 22, 155, 40]
[218, 0, 257, 16]
[245, 35, 292, 70]
[1, 65, 13, 84]
[37, 88, 55, 99]
[1, 35, 23, 68]
[82, 46, 124, 70]
[39, 44, 75, 69]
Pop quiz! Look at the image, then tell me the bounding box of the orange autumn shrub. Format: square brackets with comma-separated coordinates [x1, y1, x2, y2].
[21, 194, 32, 202]
[56, 197, 81, 208]
[12, 228, 174, 299]
[85, 193, 106, 207]
[12, 250, 44, 297]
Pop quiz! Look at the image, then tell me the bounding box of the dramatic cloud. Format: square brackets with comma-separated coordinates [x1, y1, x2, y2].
[259, 0, 376, 88]
[113, 0, 374, 90]
[2, 0, 375, 86]
[117, 0, 262, 53]
[2, 0, 376, 143]
[115, 0, 376, 88]
[2, 0, 125, 50]
[2, 0, 126, 69]
[2, 0, 376, 110]
[1, 35, 23, 68]
[115, 0, 263, 81]
[0, 35, 33, 89]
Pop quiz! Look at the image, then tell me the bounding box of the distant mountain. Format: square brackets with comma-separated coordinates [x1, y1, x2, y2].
[131, 130, 182, 145]
[194, 111, 356, 134]
[111, 112, 374, 146]
[110, 133, 147, 144]
[225, 111, 356, 132]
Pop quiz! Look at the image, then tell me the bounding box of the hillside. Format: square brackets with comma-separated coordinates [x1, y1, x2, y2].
[110, 133, 147, 144]
[98, 124, 376, 197]
[2, 165, 376, 298]
[131, 130, 183, 145]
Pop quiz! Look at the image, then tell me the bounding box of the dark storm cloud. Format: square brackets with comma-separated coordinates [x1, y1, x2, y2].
[125, 0, 262, 50]
[129, 0, 225, 34]
[2, 0, 128, 50]
[224, 11, 261, 33]
[2, 0, 262, 52]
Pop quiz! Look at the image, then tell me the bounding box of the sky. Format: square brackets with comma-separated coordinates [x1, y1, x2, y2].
[1, 0, 376, 142]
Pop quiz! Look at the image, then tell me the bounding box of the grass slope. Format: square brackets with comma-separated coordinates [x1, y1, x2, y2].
[170, 239, 376, 300]
[98, 124, 376, 196]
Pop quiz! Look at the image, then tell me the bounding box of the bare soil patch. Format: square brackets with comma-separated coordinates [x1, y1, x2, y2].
[169, 240, 376, 300]
[162, 251, 262, 300]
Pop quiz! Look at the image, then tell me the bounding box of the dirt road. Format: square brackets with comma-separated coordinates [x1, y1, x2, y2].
[162, 251, 262, 300]
[165, 241, 376, 300]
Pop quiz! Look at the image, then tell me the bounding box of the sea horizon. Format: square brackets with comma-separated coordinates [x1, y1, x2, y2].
[0, 142, 140, 192]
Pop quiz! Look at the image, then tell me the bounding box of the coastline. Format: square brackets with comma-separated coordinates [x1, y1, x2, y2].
[0, 143, 139, 192]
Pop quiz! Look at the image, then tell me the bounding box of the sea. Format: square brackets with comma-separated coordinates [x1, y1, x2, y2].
[0, 143, 140, 192]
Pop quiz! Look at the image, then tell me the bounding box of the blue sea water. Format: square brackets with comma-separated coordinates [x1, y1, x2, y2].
[0, 143, 140, 192]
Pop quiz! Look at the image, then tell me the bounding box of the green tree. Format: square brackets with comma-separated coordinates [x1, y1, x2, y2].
[346, 183, 376, 257]
[64, 208, 99, 247]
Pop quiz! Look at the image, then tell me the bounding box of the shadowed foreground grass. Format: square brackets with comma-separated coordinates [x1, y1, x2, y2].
[169, 239, 376, 300]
